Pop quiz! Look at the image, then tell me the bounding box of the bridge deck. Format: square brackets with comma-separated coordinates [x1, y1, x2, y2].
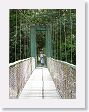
[19, 67, 60, 99]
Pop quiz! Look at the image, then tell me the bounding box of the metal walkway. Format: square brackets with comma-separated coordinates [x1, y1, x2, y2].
[19, 67, 60, 99]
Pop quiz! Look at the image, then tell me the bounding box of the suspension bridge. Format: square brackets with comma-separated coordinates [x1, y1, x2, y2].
[9, 9, 76, 99]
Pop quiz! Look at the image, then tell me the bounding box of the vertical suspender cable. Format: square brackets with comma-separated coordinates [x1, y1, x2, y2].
[25, 16, 28, 59]
[70, 9, 72, 64]
[24, 28, 25, 59]
[59, 10, 61, 60]
[28, 25, 29, 57]
[52, 23, 53, 58]
[53, 22, 54, 58]
[20, 11, 21, 60]
[24, 11, 26, 59]
[64, 11, 67, 62]
[53, 24, 55, 59]
[26, 20, 28, 58]
[57, 18, 59, 59]
[54, 21, 56, 59]
[55, 20, 57, 59]
[55, 19, 57, 59]
[55, 20, 56, 59]
[26, 19, 28, 58]
[24, 10, 26, 59]
[15, 10, 17, 61]
[27, 24, 28, 58]
[26, 20, 27, 59]
[58, 10, 60, 60]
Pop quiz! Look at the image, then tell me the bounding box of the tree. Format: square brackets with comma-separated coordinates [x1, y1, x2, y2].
[9, 9, 76, 65]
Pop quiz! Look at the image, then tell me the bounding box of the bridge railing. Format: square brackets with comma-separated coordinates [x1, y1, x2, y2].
[9, 57, 35, 99]
[47, 57, 76, 99]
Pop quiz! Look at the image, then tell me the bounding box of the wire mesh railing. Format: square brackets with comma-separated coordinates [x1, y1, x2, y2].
[9, 58, 34, 99]
[47, 57, 76, 99]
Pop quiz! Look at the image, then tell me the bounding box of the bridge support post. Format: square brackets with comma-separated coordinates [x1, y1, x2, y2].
[46, 24, 52, 57]
[30, 26, 36, 70]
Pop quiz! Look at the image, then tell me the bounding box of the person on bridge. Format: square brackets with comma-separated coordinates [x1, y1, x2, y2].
[40, 51, 44, 65]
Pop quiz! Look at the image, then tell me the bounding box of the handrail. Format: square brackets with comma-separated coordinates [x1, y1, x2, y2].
[9, 58, 31, 67]
[47, 57, 76, 99]
[9, 57, 33, 99]
[50, 57, 76, 69]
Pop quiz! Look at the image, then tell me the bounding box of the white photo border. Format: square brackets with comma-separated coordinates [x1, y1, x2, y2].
[0, 0, 85, 108]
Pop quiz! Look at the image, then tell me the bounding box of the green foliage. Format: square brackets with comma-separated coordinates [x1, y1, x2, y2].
[9, 9, 76, 65]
